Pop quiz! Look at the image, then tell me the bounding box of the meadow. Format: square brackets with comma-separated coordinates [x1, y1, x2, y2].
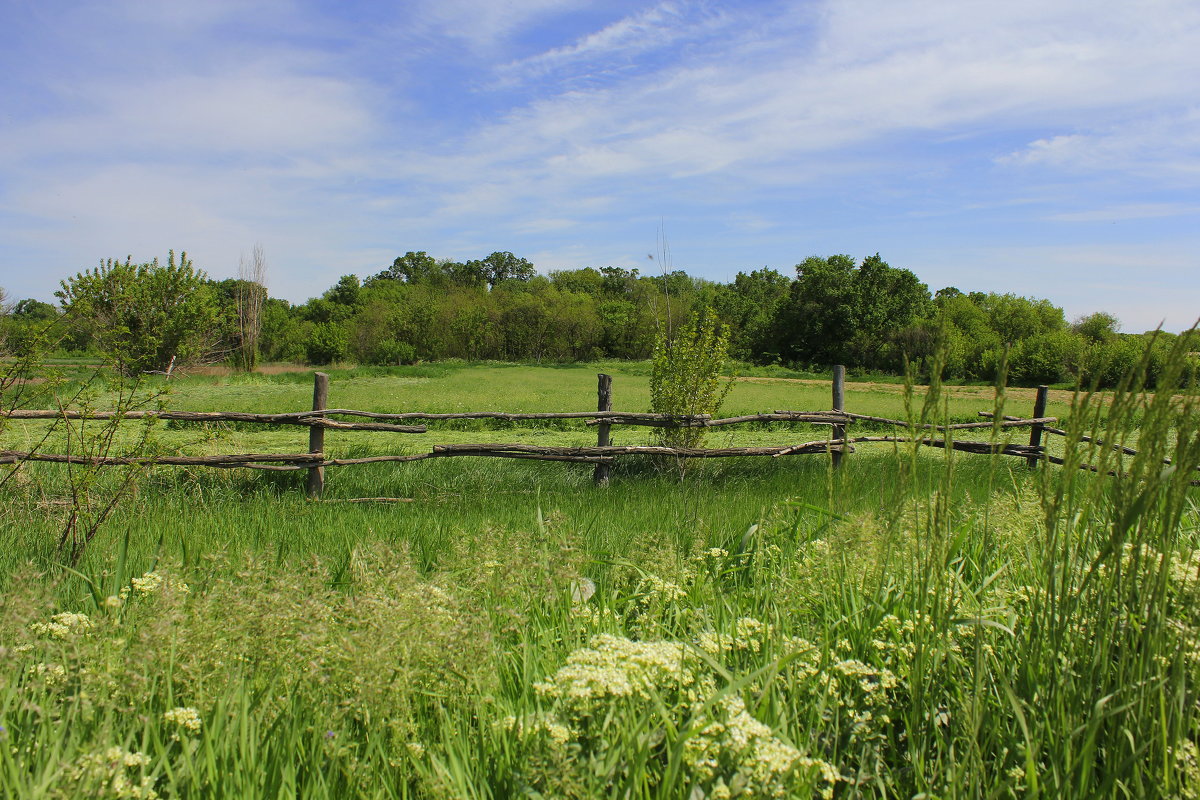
[1, 355, 1198, 798]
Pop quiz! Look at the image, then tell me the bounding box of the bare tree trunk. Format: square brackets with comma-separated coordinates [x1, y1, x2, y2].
[236, 244, 268, 371]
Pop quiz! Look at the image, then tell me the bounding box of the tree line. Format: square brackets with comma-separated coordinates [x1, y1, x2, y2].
[1, 248, 1193, 387]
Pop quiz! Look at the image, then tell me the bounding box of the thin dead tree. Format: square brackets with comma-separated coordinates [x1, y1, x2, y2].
[236, 244, 268, 371]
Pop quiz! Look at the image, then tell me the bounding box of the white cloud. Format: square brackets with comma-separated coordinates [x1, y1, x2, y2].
[1047, 203, 1200, 223]
[915, 242, 1200, 332]
[2, 72, 375, 164]
[409, 0, 1200, 209]
[514, 217, 579, 234]
[494, 1, 730, 87]
[4, 0, 1200, 323]
[1000, 110, 1200, 178]
[406, 0, 597, 49]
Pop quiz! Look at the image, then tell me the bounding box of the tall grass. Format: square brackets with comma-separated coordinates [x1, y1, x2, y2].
[1, 343, 1197, 798]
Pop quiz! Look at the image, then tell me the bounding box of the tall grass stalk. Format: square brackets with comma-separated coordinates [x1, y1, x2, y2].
[1, 342, 1197, 798]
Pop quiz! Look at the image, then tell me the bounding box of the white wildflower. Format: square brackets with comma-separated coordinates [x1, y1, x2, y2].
[34, 663, 68, 687]
[29, 612, 92, 640]
[162, 707, 202, 738]
[68, 746, 158, 799]
[121, 570, 189, 600]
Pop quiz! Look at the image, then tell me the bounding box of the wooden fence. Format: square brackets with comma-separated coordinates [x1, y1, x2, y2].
[3, 370, 1191, 497]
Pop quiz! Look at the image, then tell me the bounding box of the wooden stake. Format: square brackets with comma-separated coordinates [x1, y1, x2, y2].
[831, 365, 846, 469]
[307, 372, 329, 498]
[1028, 384, 1048, 468]
[594, 373, 612, 485]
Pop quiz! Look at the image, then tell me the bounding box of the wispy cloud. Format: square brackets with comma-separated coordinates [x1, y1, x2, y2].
[494, 1, 731, 88]
[405, 0, 598, 49]
[1, 0, 1198, 328]
[1000, 109, 1200, 178]
[906, 241, 1199, 331]
[401, 0, 1200, 211]
[1047, 203, 1200, 223]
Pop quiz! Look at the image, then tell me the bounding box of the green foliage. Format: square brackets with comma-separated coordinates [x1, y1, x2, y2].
[649, 307, 733, 451]
[257, 298, 306, 362]
[1007, 329, 1083, 384]
[370, 250, 535, 290]
[372, 250, 441, 284]
[1073, 310, 1121, 343]
[713, 268, 791, 361]
[322, 274, 363, 308]
[304, 321, 349, 365]
[33, 246, 1176, 389]
[473, 250, 537, 287]
[773, 254, 931, 369]
[55, 251, 218, 375]
[974, 291, 1066, 342]
[363, 338, 417, 366]
[1, 299, 60, 358]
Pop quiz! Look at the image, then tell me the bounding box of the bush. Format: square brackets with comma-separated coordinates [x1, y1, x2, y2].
[364, 338, 417, 366]
[1007, 330, 1082, 384]
[304, 322, 349, 365]
[56, 251, 219, 375]
[649, 307, 733, 452]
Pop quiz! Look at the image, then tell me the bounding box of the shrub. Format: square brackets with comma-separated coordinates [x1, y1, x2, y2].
[364, 338, 417, 366]
[304, 322, 349, 365]
[56, 251, 219, 375]
[649, 306, 733, 452]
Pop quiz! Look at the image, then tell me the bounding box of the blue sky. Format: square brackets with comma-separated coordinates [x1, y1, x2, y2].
[1, 0, 1197, 332]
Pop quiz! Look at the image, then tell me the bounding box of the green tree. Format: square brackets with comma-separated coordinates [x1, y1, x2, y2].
[373, 251, 441, 284]
[467, 251, 537, 288]
[714, 268, 791, 361]
[324, 275, 363, 308]
[12, 298, 59, 322]
[771, 255, 856, 366]
[549, 268, 604, 296]
[1008, 329, 1082, 384]
[56, 251, 219, 375]
[1073, 311, 1120, 344]
[772, 254, 929, 369]
[974, 293, 1065, 343]
[258, 298, 307, 362]
[847, 254, 931, 368]
[2, 298, 64, 357]
[304, 321, 349, 365]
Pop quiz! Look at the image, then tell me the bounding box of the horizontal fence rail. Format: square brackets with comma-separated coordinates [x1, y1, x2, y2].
[4, 371, 1195, 496]
[0, 409, 427, 433]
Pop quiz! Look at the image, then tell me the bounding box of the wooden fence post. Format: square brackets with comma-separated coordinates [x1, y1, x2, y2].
[593, 373, 612, 485]
[307, 372, 329, 498]
[1027, 384, 1048, 468]
[831, 365, 846, 469]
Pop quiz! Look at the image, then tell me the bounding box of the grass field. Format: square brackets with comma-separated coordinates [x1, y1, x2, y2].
[1, 357, 1198, 798]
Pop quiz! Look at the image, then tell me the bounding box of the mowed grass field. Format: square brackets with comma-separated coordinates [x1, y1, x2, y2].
[1, 359, 1198, 798]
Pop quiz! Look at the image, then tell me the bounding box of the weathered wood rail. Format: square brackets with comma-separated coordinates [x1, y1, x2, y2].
[5, 370, 1190, 496]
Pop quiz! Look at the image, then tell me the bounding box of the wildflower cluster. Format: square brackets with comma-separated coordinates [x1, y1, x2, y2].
[120, 570, 190, 601]
[697, 617, 772, 657]
[162, 706, 202, 739]
[533, 634, 710, 712]
[33, 662, 69, 688]
[29, 612, 92, 640]
[635, 573, 688, 606]
[685, 696, 840, 799]
[498, 712, 572, 749]
[518, 631, 843, 797]
[63, 746, 158, 799]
